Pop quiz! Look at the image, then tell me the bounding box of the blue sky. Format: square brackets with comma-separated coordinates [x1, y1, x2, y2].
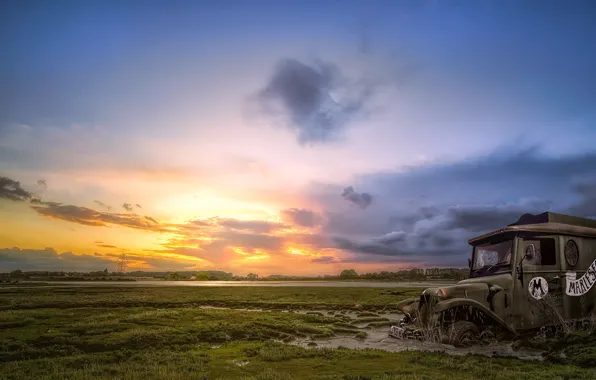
[1, 0, 595, 274]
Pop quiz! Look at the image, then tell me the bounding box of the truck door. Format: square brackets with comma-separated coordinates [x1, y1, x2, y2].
[516, 236, 564, 330]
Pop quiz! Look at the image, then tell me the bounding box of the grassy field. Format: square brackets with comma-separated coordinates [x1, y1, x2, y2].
[1, 285, 595, 380]
[0, 285, 422, 311]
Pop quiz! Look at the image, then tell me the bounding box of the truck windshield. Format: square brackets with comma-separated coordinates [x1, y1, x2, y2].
[471, 239, 513, 275]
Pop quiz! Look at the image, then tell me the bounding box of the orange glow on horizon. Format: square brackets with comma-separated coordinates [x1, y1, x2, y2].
[0, 190, 361, 275]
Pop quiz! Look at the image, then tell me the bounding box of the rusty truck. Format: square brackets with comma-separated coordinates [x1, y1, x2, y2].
[390, 212, 596, 346]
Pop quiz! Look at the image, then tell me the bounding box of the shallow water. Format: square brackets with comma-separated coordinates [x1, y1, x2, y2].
[285, 309, 545, 360]
[13, 280, 456, 288]
[209, 307, 547, 361]
[291, 330, 545, 360]
[174, 306, 546, 360]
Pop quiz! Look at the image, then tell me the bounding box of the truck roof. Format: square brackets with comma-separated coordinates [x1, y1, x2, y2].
[468, 212, 596, 245]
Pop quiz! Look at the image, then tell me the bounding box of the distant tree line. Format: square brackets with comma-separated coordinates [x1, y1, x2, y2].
[1, 267, 469, 282]
[0, 268, 136, 282]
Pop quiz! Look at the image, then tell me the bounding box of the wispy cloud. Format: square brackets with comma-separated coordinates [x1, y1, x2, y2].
[31, 203, 163, 231]
[96, 244, 118, 248]
[0, 176, 34, 202]
[93, 200, 112, 211]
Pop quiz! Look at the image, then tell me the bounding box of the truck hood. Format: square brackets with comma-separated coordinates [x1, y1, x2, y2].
[423, 273, 513, 303]
[423, 283, 489, 301]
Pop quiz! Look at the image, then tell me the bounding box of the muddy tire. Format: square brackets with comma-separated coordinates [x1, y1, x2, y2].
[446, 321, 479, 347]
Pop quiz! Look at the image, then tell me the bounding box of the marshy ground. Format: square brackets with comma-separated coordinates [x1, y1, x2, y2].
[1, 285, 595, 379]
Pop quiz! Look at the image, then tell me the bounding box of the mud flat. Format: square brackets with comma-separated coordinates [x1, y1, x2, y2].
[278, 309, 545, 361]
[291, 324, 546, 361]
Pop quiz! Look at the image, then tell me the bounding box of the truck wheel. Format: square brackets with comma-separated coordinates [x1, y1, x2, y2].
[447, 321, 479, 347]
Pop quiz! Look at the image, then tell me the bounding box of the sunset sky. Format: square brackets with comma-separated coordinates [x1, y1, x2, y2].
[1, 0, 596, 275]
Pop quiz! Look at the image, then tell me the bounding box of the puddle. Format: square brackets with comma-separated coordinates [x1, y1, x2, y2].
[289, 325, 546, 361]
[285, 309, 546, 361]
[289, 309, 402, 322]
[232, 360, 250, 367]
[198, 305, 263, 312]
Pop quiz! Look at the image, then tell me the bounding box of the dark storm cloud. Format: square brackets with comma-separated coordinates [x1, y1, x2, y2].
[122, 203, 133, 212]
[333, 236, 403, 257]
[374, 231, 407, 245]
[418, 206, 440, 220]
[365, 147, 596, 204]
[341, 186, 372, 209]
[431, 234, 455, 247]
[335, 253, 441, 267]
[253, 58, 376, 146]
[280, 208, 321, 228]
[0, 176, 33, 201]
[332, 230, 461, 258]
[567, 181, 596, 218]
[328, 199, 552, 260]
[306, 146, 596, 265]
[442, 200, 554, 233]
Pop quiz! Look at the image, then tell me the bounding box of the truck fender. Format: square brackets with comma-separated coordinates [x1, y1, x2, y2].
[431, 298, 517, 334]
[396, 297, 420, 319]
